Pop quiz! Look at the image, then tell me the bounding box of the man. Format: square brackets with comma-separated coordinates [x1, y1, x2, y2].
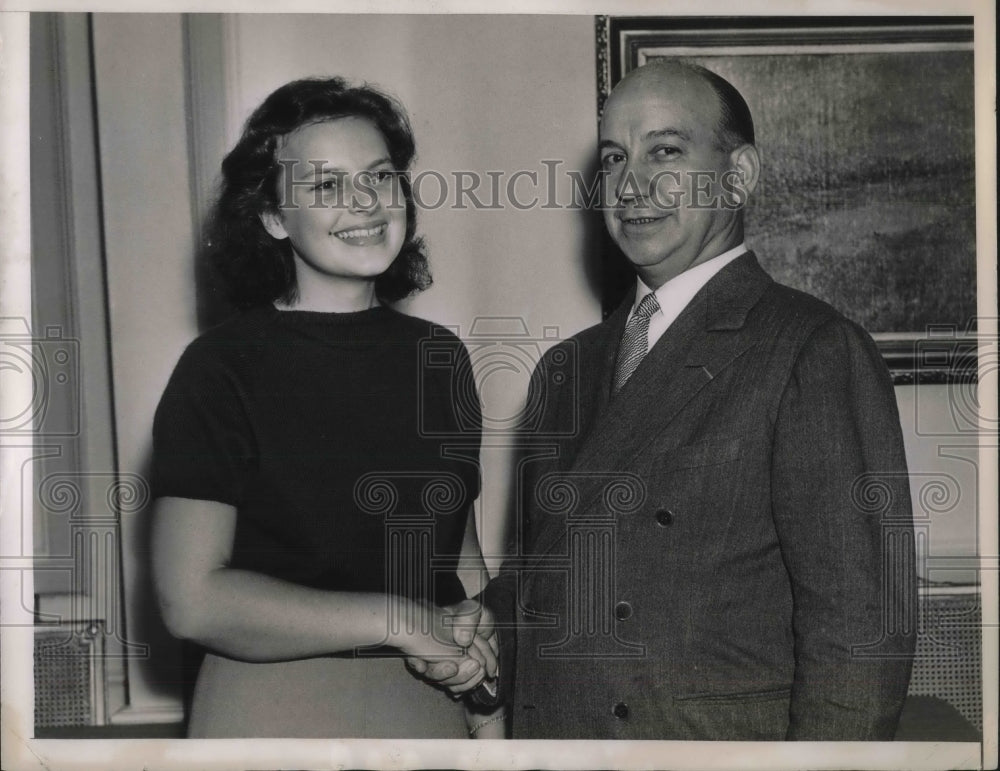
[414, 59, 916, 741]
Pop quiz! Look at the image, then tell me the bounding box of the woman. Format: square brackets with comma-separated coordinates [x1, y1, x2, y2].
[151, 77, 503, 738]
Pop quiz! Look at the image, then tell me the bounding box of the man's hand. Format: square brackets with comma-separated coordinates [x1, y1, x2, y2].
[405, 598, 498, 694]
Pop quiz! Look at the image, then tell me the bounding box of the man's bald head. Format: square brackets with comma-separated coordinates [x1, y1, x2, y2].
[610, 60, 755, 152]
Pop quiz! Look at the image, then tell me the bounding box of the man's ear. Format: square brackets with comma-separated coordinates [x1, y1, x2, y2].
[259, 210, 288, 240]
[728, 143, 761, 201]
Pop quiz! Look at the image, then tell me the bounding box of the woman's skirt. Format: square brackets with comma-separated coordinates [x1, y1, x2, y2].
[187, 652, 467, 738]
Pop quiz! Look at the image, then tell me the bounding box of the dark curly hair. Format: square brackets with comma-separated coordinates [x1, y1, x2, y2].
[206, 77, 431, 308]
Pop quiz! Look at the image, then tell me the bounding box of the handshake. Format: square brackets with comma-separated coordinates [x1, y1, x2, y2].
[401, 598, 499, 697]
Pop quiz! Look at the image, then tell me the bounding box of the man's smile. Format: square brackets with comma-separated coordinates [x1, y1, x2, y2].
[620, 215, 664, 225]
[618, 210, 670, 232]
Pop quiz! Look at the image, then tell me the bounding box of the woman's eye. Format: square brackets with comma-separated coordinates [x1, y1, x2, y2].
[353, 170, 395, 187]
[315, 179, 338, 191]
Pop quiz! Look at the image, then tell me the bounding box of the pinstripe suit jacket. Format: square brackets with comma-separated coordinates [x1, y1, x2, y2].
[483, 252, 916, 740]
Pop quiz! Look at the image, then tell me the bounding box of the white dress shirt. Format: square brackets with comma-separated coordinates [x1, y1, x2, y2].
[630, 243, 748, 353]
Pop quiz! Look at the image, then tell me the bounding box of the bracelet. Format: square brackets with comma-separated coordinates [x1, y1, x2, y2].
[468, 711, 506, 736]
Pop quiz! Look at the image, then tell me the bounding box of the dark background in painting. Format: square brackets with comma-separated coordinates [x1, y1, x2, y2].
[656, 50, 977, 333]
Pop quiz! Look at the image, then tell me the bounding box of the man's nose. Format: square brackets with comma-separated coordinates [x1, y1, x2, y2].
[614, 158, 650, 203]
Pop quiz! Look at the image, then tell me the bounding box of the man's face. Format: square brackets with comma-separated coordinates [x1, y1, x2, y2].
[599, 67, 746, 288]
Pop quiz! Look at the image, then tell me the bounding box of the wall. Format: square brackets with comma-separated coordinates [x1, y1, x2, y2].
[896, 383, 983, 584]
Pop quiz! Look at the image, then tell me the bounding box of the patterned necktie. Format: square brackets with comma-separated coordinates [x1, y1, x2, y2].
[613, 292, 661, 394]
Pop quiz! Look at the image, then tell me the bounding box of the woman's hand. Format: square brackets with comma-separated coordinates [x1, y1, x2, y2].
[390, 598, 490, 688]
[403, 599, 497, 693]
[401, 504, 499, 696]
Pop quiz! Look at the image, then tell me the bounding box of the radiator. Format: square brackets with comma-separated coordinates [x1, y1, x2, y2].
[33, 620, 107, 729]
[908, 587, 982, 732]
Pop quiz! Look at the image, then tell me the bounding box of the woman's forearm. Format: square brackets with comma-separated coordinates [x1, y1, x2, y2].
[152, 496, 466, 663]
[167, 567, 432, 661]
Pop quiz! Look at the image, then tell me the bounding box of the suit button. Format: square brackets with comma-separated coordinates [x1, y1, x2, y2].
[612, 702, 629, 720]
[614, 601, 633, 620]
[655, 509, 674, 527]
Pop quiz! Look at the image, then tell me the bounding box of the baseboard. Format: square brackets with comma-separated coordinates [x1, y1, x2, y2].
[109, 702, 184, 726]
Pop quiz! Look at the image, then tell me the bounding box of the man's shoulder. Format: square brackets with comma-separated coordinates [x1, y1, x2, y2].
[572, 316, 615, 345]
[755, 279, 882, 369]
[723, 250, 851, 330]
[715, 255, 879, 359]
[761, 280, 843, 322]
[539, 316, 612, 362]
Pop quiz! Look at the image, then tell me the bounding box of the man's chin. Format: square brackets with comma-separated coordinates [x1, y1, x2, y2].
[616, 243, 675, 271]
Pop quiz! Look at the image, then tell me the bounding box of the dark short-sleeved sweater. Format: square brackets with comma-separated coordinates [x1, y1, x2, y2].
[152, 305, 481, 607]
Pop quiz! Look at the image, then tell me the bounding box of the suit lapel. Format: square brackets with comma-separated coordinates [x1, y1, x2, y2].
[556, 292, 632, 471]
[594, 292, 632, 414]
[529, 252, 773, 559]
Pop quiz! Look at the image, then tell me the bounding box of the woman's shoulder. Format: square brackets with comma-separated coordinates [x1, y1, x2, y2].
[191, 305, 278, 346]
[383, 307, 466, 347]
[195, 305, 277, 340]
[172, 307, 277, 377]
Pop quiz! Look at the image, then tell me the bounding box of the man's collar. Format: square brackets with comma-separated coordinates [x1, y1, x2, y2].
[633, 243, 748, 313]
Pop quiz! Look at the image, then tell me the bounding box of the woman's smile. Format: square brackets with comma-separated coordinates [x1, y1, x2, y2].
[334, 221, 388, 245]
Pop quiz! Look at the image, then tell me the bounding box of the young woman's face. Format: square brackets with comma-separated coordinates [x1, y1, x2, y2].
[261, 117, 407, 297]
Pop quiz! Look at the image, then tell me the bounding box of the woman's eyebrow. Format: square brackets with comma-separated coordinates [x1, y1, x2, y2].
[296, 156, 394, 177]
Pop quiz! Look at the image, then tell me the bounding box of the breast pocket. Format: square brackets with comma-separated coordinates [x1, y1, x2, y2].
[654, 435, 744, 472]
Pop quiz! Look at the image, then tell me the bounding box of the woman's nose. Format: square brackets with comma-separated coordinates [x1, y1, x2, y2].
[347, 173, 380, 213]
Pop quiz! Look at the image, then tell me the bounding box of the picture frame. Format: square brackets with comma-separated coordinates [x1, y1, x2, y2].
[595, 16, 978, 384]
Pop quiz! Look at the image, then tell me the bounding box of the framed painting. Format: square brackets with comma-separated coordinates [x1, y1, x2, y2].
[595, 16, 977, 384]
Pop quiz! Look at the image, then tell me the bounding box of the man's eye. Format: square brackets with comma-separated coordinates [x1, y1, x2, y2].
[652, 146, 680, 159]
[601, 153, 625, 168]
